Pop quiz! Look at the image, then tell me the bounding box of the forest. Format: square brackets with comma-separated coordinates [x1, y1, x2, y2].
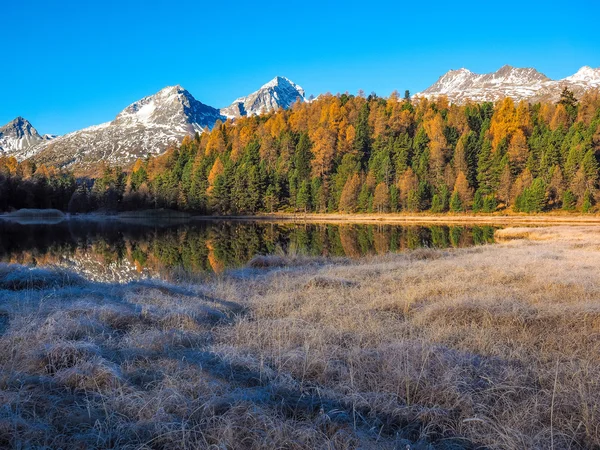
[1, 87, 600, 215]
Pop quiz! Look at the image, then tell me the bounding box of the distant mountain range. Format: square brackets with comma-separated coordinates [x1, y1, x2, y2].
[2, 66, 600, 173]
[0, 76, 306, 173]
[415, 65, 600, 103]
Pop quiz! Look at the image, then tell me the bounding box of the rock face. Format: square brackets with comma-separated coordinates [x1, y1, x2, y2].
[416, 65, 600, 103]
[220, 76, 306, 118]
[0, 117, 54, 156]
[20, 85, 224, 172]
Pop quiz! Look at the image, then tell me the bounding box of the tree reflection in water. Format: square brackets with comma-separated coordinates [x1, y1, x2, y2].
[0, 220, 497, 280]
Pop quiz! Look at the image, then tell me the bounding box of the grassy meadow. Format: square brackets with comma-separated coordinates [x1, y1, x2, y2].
[0, 226, 599, 449]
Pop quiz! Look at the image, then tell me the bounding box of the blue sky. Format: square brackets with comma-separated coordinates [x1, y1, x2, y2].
[2, 0, 599, 135]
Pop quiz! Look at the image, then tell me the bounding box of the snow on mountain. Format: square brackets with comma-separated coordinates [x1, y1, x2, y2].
[20, 85, 225, 172]
[0, 117, 55, 156]
[8, 78, 305, 172]
[562, 66, 600, 87]
[221, 76, 306, 118]
[416, 65, 600, 103]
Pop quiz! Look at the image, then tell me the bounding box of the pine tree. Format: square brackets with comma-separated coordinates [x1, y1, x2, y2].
[450, 191, 462, 212]
[582, 190, 593, 213]
[562, 190, 576, 211]
[355, 102, 372, 168]
[296, 180, 311, 212]
[558, 87, 578, 123]
[472, 190, 483, 213]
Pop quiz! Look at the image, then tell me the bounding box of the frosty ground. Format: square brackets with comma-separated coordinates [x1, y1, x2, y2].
[0, 226, 599, 449]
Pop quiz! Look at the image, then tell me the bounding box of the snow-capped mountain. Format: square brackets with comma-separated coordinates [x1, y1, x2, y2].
[20, 85, 225, 172]
[563, 66, 600, 87]
[6, 77, 305, 172]
[416, 65, 600, 103]
[0, 117, 54, 156]
[221, 76, 306, 118]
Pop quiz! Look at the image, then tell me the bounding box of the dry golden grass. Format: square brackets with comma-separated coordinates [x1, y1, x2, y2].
[1, 226, 600, 448]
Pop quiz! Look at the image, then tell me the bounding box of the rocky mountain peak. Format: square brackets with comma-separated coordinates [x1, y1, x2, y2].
[21, 85, 225, 171]
[2, 76, 306, 171]
[221, 76, 306, 118]
[0, 117, 53, 155]
[564, 66, 600, 85]
[416, 64, 595, 104]
[491, 65, 550, 83]
[2, 117, 39, 138]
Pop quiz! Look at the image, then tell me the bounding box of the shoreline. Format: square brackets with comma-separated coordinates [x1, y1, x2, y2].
[192, 212, 600, 225]
[4, 209, 600, 226]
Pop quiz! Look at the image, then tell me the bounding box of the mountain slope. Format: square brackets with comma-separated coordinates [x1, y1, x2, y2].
[0, 117, 54, 156]
[416, 65, 600, 103]
[22, 86, 224, 171]
[221, 76, 305, 118]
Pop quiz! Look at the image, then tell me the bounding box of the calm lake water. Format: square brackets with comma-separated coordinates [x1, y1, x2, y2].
[0, 219, 497, 282]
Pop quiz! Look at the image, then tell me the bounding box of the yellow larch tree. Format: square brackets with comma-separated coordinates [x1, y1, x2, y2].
[207, 157, 224, 195]
[489, 97, 518, 149]
[310, 127, 336, 177]
[507, 129, 529, 172]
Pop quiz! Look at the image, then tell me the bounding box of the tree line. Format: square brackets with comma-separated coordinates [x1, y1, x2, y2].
[1, 87, 600, 214]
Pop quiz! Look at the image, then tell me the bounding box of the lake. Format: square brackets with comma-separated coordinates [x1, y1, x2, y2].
[0, 219, 497, 282]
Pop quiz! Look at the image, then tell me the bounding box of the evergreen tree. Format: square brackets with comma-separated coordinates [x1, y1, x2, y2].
[355, 103, 372, 168]
[472, 190, 483, 213]
[449, 191, 462, 212]
[562, 190, 576, 211]
[296, 180, 311, 212]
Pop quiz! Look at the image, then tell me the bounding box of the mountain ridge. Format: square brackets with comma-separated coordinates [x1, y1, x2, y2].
[3, 77, 304, 172]
[3, 66, 600, 172]
[416, 65, 600, 103]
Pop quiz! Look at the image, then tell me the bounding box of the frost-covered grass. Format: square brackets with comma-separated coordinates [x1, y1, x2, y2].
[1, 227, 600, 449]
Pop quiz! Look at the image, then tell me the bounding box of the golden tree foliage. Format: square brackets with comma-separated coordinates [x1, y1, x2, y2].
[453, 170, 473, 206]
[337, 121, 356, 155]
[231, 124, 255, 162]
[577, 89, 600, 125]
[369, 103, 388, 136]
[398, 167, 418, 204]
[310, 128, 336, 177]
[132, 159, 144, 173]
[447, 104, 469, 135]
[507, 129, 529, 171]
[489, 97, 518, 149]
[207, 157, 224, 195]
[539, 103, 555, 126]
[288, 102, 310, 133]
[34, 164, 50, 178]
[265, 114, 287, 138]
[338, 173, 361, 212]
[373, 182, 390, 212]
[4, 156, 18, 175]
[510, 167, 533, 204]
[424, 112, 448, 175]
[515, 100, 532, 134]
[205, 128, 226, 156]
[550, 104, 570, 131]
